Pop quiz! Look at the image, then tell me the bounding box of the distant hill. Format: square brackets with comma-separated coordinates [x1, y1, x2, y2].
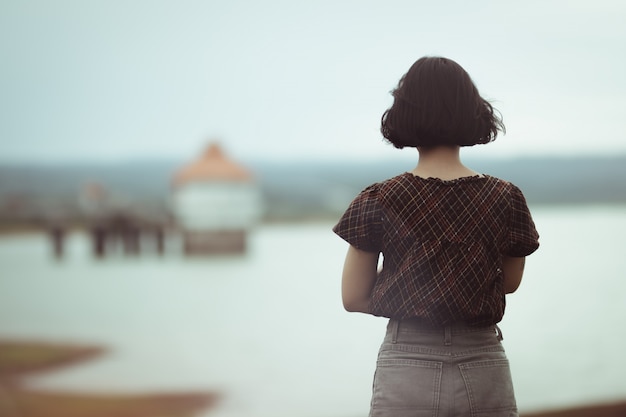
[0, 156, 625, 224]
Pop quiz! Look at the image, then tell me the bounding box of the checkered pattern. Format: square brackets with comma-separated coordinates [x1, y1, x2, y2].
[333, 173, 539, 326]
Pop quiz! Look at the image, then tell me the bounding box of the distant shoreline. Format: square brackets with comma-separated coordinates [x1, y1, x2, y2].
[2, 157, 626, 227]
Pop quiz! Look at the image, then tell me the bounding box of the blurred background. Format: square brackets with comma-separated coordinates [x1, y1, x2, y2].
[1, 1, 625, 416]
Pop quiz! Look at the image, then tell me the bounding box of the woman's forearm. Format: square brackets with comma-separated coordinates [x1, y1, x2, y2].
[341, 246, 379, 313]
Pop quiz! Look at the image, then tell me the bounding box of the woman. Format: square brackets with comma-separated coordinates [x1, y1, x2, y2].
[333, 57, 539, 417]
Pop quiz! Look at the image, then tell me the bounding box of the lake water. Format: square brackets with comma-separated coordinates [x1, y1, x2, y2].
[1, 205, 625, 416]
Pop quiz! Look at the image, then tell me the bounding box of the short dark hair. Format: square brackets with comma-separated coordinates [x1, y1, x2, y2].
[381, 57, 505, 148]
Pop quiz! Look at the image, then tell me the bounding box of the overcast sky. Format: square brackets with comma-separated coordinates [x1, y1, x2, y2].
[1, 0, 625, 163]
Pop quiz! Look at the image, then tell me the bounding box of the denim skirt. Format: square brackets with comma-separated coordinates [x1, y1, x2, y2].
[369, 319, 518, 417]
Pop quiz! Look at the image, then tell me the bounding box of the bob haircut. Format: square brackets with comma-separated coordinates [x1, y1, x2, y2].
[381, 57, 505, 148]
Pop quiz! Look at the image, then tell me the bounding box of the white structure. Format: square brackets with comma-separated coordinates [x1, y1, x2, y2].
[172, 143, 262, 254]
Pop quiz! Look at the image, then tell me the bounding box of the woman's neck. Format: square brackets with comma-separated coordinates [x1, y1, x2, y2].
[410, 146, 479, 180]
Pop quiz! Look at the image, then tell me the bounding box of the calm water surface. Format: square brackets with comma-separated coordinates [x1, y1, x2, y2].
[1, 205, 625, 416]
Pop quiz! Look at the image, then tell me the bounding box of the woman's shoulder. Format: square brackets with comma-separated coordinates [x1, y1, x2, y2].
[482, 174, 510, 186]
[362, 173, 415, 195]
[482, 175, 526, 193]
[356, 173, 410, 193]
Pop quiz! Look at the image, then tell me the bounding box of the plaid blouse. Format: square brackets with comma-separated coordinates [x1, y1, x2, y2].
[333, 173, 539, 326]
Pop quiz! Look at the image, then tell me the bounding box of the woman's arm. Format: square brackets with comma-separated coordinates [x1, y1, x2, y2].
[502, 256, 525, 293]
[341, 245, 379, 313]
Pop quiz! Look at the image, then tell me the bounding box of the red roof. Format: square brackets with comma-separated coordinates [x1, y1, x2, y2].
[173, 143, 253, 186]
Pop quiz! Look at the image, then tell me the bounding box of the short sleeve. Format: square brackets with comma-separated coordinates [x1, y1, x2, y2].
[332, 184, 383, 253]
[506, 184, 540, 257]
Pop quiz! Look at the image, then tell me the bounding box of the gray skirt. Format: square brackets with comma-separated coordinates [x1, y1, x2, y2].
[370, 319, 518, 417]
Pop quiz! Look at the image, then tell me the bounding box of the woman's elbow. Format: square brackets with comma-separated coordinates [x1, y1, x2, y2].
[342, 301, 358, 313]
[502, 256, 525, 294]
[342, 297, 369, 313]
[503, 279, 522, 294]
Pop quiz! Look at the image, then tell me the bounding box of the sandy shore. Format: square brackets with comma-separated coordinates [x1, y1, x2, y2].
[0, 340, 217, 417]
